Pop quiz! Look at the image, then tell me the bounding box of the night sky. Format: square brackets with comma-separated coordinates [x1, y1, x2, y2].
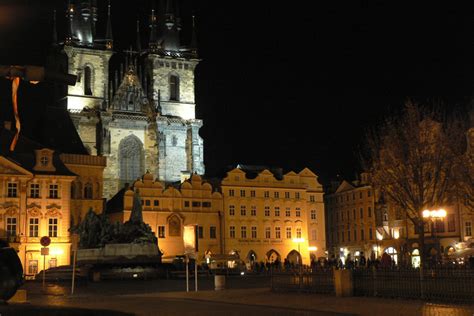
[0, 1, 473, 184]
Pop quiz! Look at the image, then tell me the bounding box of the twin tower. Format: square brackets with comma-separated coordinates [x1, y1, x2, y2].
[59, 0, 205, 198]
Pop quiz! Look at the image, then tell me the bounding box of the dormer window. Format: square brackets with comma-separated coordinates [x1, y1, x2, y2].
[40, 156, 49, 166]
[33, 149, 55, 172]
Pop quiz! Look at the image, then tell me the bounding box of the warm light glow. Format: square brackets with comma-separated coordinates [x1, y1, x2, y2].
[308, 246, 317, 251]
[50, 248, 64, 256]
[376, 231, 383, 241]
[393, 229, 400, 239]
[423, 209, 447, 219]
[292, 238, 305, 243]
[183, 225, 196, 255]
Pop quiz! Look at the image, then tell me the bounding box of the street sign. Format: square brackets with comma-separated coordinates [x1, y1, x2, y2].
[40, 236, 51, 247]
[41, 247, 49, 256]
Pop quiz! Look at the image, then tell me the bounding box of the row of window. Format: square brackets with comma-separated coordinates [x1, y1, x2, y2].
[158, 61, 190, 70]
[334, 207, 373, 222]
[157, 225, 216, 239]
[328, 190, 372, 204]
[414, 215, 457, 234]
[228, 189, 314, 201]
[7, 183, 59, 199]
[228, 226, 303, 239]
[71, 183, 95, 199]
[229, 206, 311, 218]
[140, 200, 212, 208]
[5, 217, 59, 238]
[332, 227, 374, 244]
[332, 218, 470, 245]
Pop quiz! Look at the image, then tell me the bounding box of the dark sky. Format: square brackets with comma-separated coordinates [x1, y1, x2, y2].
[0, 1, 473, 184]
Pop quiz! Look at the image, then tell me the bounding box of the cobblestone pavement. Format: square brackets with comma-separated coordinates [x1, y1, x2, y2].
[3, 276, 474, 316]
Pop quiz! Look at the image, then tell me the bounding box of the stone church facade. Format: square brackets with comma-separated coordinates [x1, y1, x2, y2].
[59, 1, 205, 198]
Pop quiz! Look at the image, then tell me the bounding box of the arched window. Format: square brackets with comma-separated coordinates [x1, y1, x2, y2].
[169, 75, 179, 101]
[119, 135, 144, 187]
[84, 183, 93, 199]
[168, 215, 181, 236]
[84, 66, 93, 96]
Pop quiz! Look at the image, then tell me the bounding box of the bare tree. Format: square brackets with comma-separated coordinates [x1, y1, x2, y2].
[361, 101, 469, 266]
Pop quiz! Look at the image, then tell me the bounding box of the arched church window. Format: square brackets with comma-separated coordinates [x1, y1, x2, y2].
[84, 66, 93, 96]
[169, 75, 179, 101]
[84, 183, 93, 199]
[119, 135, 144, 187]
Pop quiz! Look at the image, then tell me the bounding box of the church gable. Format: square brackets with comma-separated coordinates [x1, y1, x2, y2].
[110, 66, 151, 114]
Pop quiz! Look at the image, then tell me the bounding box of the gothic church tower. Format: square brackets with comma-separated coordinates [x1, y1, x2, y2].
[61, 0, 205, 198]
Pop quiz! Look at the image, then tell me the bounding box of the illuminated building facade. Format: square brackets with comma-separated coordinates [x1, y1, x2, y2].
[325, 175, 377, 262]
[57, 1, 204, 198]
[106, 166, 326, 267]
[106, 173, 223, 263]
[220, 166, 326, 266]
[326, 174, 473, 266]
[61, 153, 107, 225]
[0, 125, 108, 277]
[0, 132, 74, 278]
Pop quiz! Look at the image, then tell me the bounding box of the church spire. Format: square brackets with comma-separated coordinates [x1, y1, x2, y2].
[149, 8, 158, 51]
[65, 1, 74, 44]
[190, 15, 198, 57]
[52, 9, 58, 46]
[136, 19, 142, 52]
[165, 0, 175, 29]
[105, 0, 113, 49]
[175, 0, 182, 32]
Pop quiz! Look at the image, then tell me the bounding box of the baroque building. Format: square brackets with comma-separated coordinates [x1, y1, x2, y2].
[106, 166, 326, 267]
[58, 1, 204, 198]
[0, 128, 74, 277]
[0, 123, 107, 277]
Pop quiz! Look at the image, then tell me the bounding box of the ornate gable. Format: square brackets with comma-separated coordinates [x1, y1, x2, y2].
[0, 156, 33, 176]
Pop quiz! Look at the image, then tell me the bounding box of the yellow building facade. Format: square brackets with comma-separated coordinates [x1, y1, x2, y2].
[221, 167, 326, 266]
[107, 173, 223, 263]
[107, 166, 326, 267]
[0, 149, 74, 278]
[61, 153, 107, 224]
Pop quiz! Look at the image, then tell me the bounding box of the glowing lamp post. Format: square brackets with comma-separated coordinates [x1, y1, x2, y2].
[422, 209, 447, 254]
[422, 209, 447, 220]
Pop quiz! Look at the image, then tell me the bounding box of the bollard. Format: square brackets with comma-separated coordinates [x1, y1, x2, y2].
[334, 269, 353, 297]
[92, 271, 101, 282]
[214, 274, 225, 290]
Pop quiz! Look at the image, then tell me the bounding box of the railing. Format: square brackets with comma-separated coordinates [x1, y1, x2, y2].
[353, 267, 474, 303]
[271, 268, 335, 294]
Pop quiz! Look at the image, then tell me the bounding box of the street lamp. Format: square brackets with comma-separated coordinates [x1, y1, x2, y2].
[422, 209, 447, 261]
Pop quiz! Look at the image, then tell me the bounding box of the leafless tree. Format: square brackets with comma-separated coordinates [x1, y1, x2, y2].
[361, 101, 470, 266]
